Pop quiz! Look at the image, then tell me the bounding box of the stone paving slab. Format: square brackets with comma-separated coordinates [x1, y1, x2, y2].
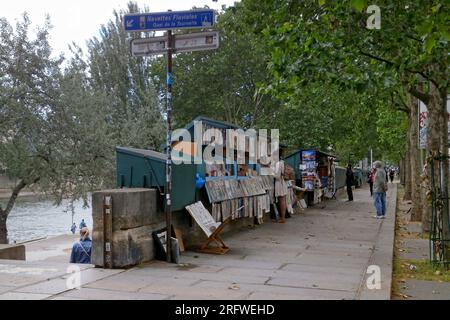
[139, 281, 252, 300]
[267, 275, 361, 292]
[285, 252, 370, 267]
[179, 255, 285, 270]
[62, 267, 124, 284]
[404, 222, 423, 234]
[56, 287, 170, 300]
[399, 239, 429, 260]
[278, 263, 365, 275]
[0, 285, 15, 295]
[303, 248, 373, 259]
[14, 278, 71, 295]
[193, 280, 355, 300]
[0, 292, 52, 300]
[128, 266, 271, 285]
[401, 279, 450, 300]
[0, 259, 92, 288]
[0, 274, 51, 288]
[85, 273, 199, 292]
[305, 240, 375, 252]
[11, 267, 124, 295]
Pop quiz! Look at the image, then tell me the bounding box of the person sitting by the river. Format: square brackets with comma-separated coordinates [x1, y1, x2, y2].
[70, 227, 92, 264]
[79, 219, 87, 229]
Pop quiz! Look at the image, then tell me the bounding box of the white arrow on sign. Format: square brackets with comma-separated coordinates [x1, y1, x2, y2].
[126, 20, 134, 28]
[130, 31, 219, 57]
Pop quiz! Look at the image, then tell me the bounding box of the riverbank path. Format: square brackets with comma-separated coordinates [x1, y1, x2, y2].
[0, 183, 397, 300]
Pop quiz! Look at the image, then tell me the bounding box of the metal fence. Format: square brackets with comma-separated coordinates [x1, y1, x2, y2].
[430, 153, 450, 269]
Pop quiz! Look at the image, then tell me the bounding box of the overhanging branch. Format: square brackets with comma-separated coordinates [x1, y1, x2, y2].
[0, 177, 40, 218]
[358, 50, 439, 88]
[408, 86, 430, 104]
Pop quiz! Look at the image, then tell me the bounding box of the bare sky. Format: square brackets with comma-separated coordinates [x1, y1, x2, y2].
[1, 0, 238, 58]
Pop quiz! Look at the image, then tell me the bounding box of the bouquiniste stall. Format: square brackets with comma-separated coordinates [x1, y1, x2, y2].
[285, 148, 337, 206]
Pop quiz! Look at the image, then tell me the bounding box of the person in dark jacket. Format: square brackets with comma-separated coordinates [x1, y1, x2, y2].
[389, 168, 395, 183]
[346, 163, 354, 201]
[368, 167, 376, 197]
[70, 227, 92, 264]
[79, 219, 87, 229]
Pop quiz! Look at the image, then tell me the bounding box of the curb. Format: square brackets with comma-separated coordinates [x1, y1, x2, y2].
[357, 183, 397, 300]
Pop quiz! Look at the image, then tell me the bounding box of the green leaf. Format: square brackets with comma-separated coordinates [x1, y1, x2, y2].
[431, 4, 442, 13]
[350, 0, 367, 11]
[441, 31, 450, 42]
[424, 36, 436, 53]
[319, 0, 326, 6]
[416, 22, 433, 36]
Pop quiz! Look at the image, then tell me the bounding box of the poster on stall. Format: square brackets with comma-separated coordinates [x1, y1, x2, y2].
[418, 100, 428, 149]
[301, 150, 317, 190]
[418, 96, 450, 149]
[301, 150, 316, 162]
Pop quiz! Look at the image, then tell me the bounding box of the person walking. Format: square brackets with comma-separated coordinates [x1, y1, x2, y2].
[373, 161, 388, 219]
[70, 223, 76, 234]
[368, 167, 375, 197]
[345, 163, 354, 202]
[70, 227, 92, 264]
[79, 219, 87, 229]
[274, 149, 288, 223]
[389, 168, 395, 183]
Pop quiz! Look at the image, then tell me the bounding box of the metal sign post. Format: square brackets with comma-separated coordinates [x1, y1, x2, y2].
[124, 9, 217, 264]
[165, 30, 173, 263]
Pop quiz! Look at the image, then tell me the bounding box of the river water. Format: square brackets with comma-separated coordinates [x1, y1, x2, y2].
[3, 196, 93, 244]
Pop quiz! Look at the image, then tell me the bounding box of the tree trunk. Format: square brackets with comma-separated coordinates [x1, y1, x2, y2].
[439, 89, 450, 252]
[409, 96, 422, 221]
[422, 83, 442, 232]
[0, 214, 7, 244]
[403, 117, 412, 201]
[0, 179, 29, 244]
[400, 157, 405, 185]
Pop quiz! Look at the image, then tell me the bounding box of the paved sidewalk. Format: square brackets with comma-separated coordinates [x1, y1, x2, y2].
[0, 184, 397, 300]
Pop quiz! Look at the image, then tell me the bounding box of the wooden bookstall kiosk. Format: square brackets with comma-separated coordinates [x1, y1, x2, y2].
[285, 148, 337, 207]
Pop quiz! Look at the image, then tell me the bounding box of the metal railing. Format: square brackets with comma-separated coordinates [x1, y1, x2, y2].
[430, 153, 450, 269]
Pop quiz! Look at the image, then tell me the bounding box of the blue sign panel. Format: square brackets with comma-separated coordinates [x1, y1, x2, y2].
[124, 9, 215, 32]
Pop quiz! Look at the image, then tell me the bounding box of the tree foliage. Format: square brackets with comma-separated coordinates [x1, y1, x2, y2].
[0, 2, 166, 243]
[149, 2, 281, 129]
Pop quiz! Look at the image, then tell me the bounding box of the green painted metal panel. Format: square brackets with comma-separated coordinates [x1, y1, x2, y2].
[116, 147, 196, 211]
[335, 166, 347, 189]
[284, 151, 301, 181]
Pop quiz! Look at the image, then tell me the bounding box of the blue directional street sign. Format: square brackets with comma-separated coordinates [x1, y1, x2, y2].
[124, 9, 215, 32]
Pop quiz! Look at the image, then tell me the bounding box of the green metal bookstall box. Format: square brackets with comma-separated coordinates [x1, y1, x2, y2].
[115, 147, 196, 211]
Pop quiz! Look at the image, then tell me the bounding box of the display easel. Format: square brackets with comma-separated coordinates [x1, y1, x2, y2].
[198, 218, 230, 254]
[185, 201, 230, 255]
